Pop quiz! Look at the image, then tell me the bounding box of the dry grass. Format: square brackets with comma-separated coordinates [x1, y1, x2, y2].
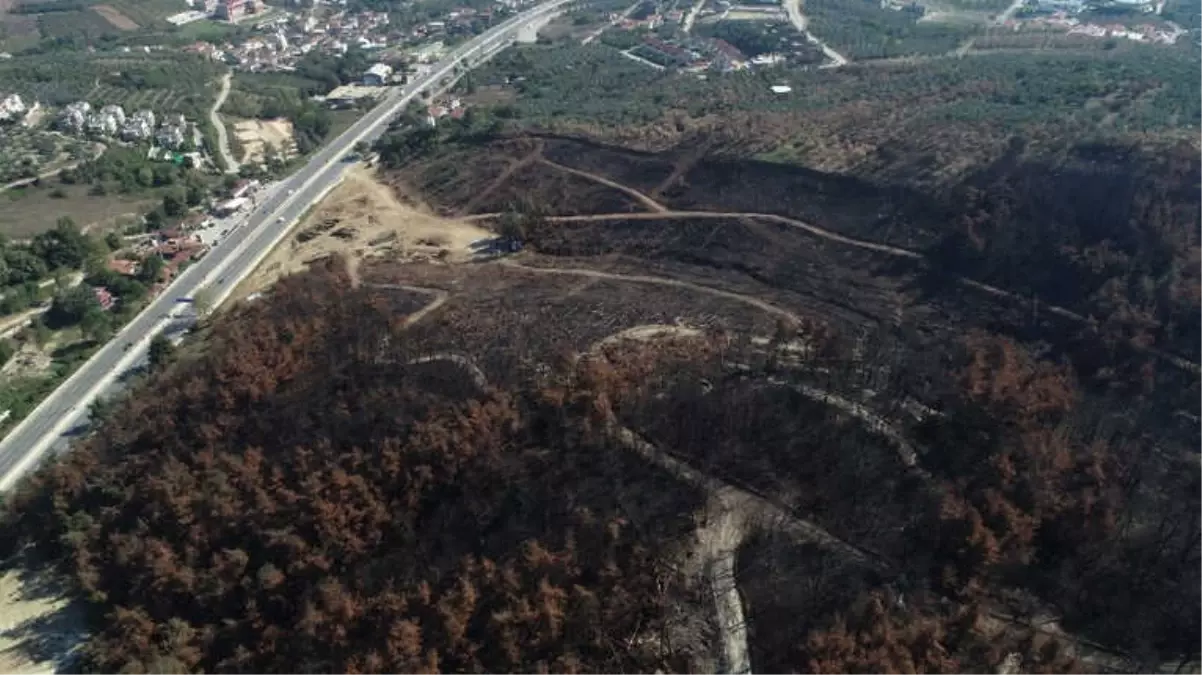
[232, 118, 296, 165]
[235, 166, 494, 298]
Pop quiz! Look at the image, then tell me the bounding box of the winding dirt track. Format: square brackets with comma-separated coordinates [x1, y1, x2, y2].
[363, 283, 450, 328]
[537, 158, 671, 213]
[472, 160, 1199, 375]
[498, 259, 802, 322]
[460, 140, 545, 215]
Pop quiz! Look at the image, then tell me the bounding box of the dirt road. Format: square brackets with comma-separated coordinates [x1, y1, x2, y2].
[537, 159, 670, 212]
[209, 72, 239, 174]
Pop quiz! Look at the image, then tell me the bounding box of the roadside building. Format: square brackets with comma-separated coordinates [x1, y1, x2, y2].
[213, 197, 250, 216]
[362, 62, 393, 86]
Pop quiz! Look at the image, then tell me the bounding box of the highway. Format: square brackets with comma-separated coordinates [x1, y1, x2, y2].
[0, 0, 574, 493]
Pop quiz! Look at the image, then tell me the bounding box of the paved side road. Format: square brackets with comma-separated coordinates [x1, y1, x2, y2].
[0, 0, 575, 493]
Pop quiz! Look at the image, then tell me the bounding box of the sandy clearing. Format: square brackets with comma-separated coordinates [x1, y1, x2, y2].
[0, 569, 86, 675]
[92, 5, 138, 30]
[236, 167, 494, 298]
[232, 118, 296, 166]
[0, 341, 52, 379]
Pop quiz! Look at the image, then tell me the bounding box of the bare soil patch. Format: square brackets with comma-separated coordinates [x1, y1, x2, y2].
[236, 166, 493, 298]
[231, 117, 296, 165]
[91, 4, 138, 30]
[0, 341, 52, 379]
[0, 568, 85, 675]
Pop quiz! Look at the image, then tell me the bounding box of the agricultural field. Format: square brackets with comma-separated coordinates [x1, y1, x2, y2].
[0, 0, 187, 49]
[0, 50, 222, 119]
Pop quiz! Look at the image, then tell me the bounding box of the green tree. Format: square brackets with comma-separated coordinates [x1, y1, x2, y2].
[139, 255, 164, 284]
[79, 309, 113, 342]
[147, 334, 176, 372]
[104, 232, 123, 251]
[32, 218, 94, 271]
[162, 191, 186, 217]
[87, 397, 112, 424]
[193, 287, 214, 317]
[4, 248, 46, 285]
[185, 184, 206, 207]
[47, 285, 102, 329]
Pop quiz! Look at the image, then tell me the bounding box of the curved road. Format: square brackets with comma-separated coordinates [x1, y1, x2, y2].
[209, 72, 239, 174]
[0, 0, 576, 493]
[782, 0, 849, 68]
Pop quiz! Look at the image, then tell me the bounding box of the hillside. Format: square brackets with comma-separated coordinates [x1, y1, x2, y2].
[0, 120, 1196, 672]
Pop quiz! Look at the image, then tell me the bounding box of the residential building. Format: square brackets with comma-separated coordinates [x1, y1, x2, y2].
[93, 287, 116, 311]
[85, 110, 120, 137]
[216, 0, 255, 22]
[156, 125, 186, 149]
[59, 101, 91, 132]
[100, 104, 126, 126]
[362, 62, 393, 85]
[0, 93, 26, 122]
[120, 109, 156, 140]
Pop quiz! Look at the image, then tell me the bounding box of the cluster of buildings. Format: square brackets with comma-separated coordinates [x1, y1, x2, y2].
[56, 103, 191, 148]
[182, 9, 395, 71]
[625, 32, 793, 71]
[425, 97, 468, 125]
[108, 229, 207, 293]
[1069, 18, 1183, 42]
[1016, 10, 1185, 42]
[180, 0, 535, 75]
[1022, 0, 1159, 14]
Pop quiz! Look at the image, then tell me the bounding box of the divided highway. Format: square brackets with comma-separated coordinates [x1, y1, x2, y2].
[0, 0, 574, 492]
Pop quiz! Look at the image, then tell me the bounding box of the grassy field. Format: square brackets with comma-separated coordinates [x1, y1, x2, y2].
[0, 182, 152, 239]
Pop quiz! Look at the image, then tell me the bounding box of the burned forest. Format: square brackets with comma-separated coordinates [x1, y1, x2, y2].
[0, 131, 1197, 674]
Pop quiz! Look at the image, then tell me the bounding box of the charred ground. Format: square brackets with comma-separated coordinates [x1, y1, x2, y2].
[0, 130, 1196, 673]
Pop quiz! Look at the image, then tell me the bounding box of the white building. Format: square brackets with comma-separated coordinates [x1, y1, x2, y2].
[86, 110, 120, 136]
[362, 62, 393, 85]
[59, 101, 91, 132]
[100, 104, 126, 125]
[0, 93, 26, 122]
[120, 115, 154, 140]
